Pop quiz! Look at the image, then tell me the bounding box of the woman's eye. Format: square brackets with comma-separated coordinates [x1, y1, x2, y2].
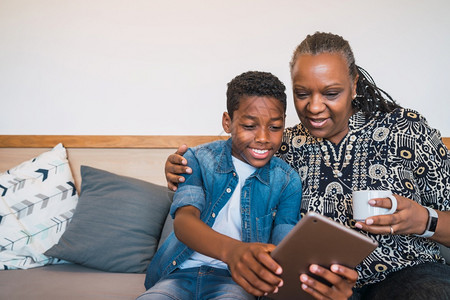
[295, 92, 308, 99]
[324, 91, 340, 99]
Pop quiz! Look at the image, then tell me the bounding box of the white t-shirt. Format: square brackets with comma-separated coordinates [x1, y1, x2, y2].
[179, 156, 256, 269]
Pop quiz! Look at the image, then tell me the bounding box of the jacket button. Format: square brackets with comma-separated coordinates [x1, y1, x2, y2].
[233, 172, 236, 176]
[212, 212, 216, 218]
[172, 260, 177, 266]
[226, 188, 231, 193]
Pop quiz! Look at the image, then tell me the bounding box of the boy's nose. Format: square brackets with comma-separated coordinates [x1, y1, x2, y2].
[255, 128, 269, 143]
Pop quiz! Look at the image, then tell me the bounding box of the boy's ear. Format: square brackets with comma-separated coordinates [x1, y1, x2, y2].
[222, 112, 232, 133]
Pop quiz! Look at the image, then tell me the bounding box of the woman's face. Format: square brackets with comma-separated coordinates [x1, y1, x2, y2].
[291, 53, 357, 144]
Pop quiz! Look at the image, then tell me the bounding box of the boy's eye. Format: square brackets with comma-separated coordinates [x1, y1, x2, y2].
[242, 124, 255, 130]
[269, 125, 283, 131]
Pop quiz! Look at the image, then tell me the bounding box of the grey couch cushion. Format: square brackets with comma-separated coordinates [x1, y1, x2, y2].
[45, 166, 172, 273]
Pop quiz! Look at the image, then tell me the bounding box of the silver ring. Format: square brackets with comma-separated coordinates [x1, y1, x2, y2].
[390, 226, 394, 235]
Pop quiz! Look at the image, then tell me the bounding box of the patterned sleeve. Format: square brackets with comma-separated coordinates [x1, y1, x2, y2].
[394, 109, 450, 210]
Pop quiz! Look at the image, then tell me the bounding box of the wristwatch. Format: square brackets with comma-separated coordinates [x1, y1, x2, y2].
[415, 206, 438, 238]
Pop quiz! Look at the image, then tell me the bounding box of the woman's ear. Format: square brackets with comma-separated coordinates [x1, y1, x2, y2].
[352, 74, 359, 98]
[222, 112, 232, 133]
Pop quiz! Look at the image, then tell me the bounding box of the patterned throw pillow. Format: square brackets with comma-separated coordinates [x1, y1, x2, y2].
[0, 144, 78, 270]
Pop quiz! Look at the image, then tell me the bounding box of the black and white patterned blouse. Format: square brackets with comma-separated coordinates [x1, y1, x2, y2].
[277, 108, 450, 287]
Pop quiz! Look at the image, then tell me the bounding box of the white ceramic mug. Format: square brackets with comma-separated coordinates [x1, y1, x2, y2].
[352, 190, 397, 221]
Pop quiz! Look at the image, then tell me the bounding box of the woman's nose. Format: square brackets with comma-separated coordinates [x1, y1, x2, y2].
[307, 95, 325, 114]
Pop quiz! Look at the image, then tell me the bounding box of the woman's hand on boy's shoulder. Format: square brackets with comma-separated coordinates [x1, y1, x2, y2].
[222, 242, 283, 297]
[165, 144, 191, 191]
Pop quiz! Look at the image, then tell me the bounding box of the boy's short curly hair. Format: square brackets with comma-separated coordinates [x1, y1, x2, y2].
[226, 71, 287, 119]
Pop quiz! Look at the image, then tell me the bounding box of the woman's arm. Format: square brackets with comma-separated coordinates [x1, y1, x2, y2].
[165, 144, 191, 191]
[356, 113, 450, 246]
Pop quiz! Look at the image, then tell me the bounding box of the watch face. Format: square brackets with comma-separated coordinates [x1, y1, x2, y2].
[429, 216, 438, 232]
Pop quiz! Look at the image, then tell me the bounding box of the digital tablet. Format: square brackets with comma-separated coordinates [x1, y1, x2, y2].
[268, 212, 378, 300]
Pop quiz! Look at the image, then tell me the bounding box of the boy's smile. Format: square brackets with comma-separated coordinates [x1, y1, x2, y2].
[222, 95, 285, 168]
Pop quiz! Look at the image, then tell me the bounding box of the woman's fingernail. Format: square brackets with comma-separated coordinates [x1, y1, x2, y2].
[278, 280, 284, 287]
[365, 218, 374, 225]
[186, 167, 192, 174]
[368, 199, 376, 205]
[331, 265, 339, 272]
[355, 223, 362, 229]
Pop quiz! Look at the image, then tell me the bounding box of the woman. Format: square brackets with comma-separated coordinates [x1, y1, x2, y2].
[165, 32, 450, 299]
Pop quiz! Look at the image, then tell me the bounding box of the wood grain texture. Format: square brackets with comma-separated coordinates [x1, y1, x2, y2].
[0, 135, 228, 148]
[444, 137, 450, 150]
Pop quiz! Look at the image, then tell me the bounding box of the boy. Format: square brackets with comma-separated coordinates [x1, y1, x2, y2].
[140, 71, 302, 299]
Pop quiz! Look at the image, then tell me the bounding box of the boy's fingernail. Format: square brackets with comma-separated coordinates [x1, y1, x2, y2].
[331, 265, 339, 272]
[186, 167, 192, 174]
[278, 280, 283, 287]
[368, 199, 376, 205]
[275, 266, 282, 274]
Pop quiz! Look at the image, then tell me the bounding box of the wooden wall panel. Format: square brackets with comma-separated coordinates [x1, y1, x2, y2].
[0, 135, 228, 148]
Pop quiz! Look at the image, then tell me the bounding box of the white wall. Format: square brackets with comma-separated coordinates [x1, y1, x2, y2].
[1, 0, 449, 136]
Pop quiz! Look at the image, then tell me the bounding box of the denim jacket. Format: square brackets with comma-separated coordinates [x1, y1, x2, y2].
[145, 138, 302, 289]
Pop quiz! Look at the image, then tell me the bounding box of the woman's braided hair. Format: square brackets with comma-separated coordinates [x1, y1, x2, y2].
[290, 32, 401, 117]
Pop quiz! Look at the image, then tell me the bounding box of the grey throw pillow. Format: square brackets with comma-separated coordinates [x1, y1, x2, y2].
[45, 166, 171, 273]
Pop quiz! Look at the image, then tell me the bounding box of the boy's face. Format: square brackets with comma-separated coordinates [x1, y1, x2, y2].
[222, 95, 285, 168]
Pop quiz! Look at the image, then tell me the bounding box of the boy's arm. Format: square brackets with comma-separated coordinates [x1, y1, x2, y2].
[271, 169, 303, 244]
[173, 205, 284, 297]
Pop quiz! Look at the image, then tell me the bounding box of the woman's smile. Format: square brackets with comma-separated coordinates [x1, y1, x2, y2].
[307, 117, 329, 128]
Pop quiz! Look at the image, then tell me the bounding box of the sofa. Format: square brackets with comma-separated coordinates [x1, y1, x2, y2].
[0, 135, 198, 300]
[0, 135, 449, 300]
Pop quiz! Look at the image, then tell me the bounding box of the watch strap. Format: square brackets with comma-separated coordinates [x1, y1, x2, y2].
[415, 206, 438, 238]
